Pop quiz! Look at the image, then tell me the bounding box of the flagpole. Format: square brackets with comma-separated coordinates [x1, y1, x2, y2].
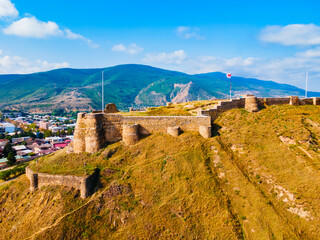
[102, 71, 104, 111]
[305, 71, 308, 98]
[230, 77, 232, 100]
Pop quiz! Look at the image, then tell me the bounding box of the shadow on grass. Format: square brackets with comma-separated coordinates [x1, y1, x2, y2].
[212, 123, 222, 137]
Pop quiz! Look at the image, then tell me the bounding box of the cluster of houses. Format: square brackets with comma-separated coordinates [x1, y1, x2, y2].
[0, 111, 76, 169]
[13, 114, 76, 132]
[0, 135, 74, 168]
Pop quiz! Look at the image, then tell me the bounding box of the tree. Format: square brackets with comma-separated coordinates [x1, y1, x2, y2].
[2, 142, 16, 158]
[44, 130, 53, 138]
[0, 170, 11, 180]
[38, 132, 44, 139]
[7, 152, 16, 166]
[29, 123, 37, 130]
[67, 128, 73, 135]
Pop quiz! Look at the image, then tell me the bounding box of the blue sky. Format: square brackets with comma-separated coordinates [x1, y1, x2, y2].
[0, 0, 320, 90]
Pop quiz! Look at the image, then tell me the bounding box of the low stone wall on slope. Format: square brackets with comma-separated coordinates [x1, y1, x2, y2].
[26, 167, 99, 198]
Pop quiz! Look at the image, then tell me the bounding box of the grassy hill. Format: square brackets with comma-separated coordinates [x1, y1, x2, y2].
[1, 103, 320, 239]
[0, 64, 319, 112]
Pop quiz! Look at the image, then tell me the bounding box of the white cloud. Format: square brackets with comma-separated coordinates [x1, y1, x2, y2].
[64, 29, 83, 40]
[296, 47, 320, 58]
[143, 50, 187, 64]
[64, 29, 98, 48]
[184, 53, 320, 90]
[111, 43, 143, 54]
[141, 49, 320, 90]
[0, 0, 18, 18]
[3, 16, 63, 38]
[0, 49, 2, 55]
[2, 17, 98, 47]
[112, 44, 126, 52]
[260, 24, 320, 46]
[192, 56, 255, 74]
[0, 54, 69, 74]
[176, 26, 204, 40]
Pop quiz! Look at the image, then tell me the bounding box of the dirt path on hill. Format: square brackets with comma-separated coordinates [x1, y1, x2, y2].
[24, 186, 108, 240]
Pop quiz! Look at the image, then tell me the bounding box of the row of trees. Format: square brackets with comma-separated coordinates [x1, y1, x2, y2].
[1, 142, 17, 166]
[0, 164, 27, 181]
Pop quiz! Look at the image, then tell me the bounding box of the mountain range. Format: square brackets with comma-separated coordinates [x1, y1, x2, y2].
[0, 64, 319, 112]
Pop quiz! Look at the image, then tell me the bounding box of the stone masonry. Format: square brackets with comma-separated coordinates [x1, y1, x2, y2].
[26, 167, 99, 198]
[73, 95, 320, 154]
[73, 104, 212, 153]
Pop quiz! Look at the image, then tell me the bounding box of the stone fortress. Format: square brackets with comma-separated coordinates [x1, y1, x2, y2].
[73, 95, 320, 154]
[26, 95, 320, 198]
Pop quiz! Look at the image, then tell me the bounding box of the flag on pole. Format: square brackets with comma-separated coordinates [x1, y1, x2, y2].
[226, 73, 231, 79]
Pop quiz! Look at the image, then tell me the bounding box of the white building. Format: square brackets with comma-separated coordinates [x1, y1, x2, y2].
[0, 122, 15, 133]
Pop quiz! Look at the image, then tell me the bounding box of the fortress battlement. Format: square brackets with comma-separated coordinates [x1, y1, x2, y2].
[72, 96, 320, 154]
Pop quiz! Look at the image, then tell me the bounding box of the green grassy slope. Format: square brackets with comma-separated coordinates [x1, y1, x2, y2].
[1, 64, 319, 111]
[1, 104, 320, 239]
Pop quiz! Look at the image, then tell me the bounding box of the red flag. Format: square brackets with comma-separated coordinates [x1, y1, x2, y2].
[226, 73, 231, 79]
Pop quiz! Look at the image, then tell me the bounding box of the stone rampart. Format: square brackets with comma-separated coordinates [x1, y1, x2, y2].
[123, 115, 211, 135]
[198, 98, 245, 122]
[74, 113, 211, 153]
[198, 96, 320, 123]
[300, 98, 314, 105]
[257, 97, 290, 106]
[73, 96, 320, 153]
[26, 167, 99, 198]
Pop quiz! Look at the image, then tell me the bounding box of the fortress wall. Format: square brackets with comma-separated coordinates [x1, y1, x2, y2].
[257, 97, 290, 106]
[103, 114, 123, 143]
[314, 97, 320, 105]
[300, 98, 314, 105]
[73, 96, 319, 154]
[26, 167, 99, 198]
[122, 115, 211, 135]
[198, 98, 245, 122]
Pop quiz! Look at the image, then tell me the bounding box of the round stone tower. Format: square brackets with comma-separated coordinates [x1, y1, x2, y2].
[167, 126, 180, 137]
[73, 113, 87, 153]
[245, 95, 259, 112]
[122, 124, 140, 145]
[289, 96, 299, 106]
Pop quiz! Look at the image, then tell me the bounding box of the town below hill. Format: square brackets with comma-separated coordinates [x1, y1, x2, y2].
[0, 110, 75, 169]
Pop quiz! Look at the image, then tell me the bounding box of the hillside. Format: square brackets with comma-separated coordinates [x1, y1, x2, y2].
[1, 64, 319, 112]
[1, 104, 320, 239]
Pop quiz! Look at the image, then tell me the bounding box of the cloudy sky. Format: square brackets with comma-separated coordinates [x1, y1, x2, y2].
[0, 0, 320, 90]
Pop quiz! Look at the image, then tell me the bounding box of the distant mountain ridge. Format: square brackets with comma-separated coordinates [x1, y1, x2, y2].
[0, 64, 319, 112]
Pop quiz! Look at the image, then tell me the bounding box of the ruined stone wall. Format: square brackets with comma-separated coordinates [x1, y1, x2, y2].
[26, 167, 99, 198]
[314, 97, 320, 105]
[198, 96, 319, 123]
[198, 98, 245, 122]
[74, 112, 211, 153]
[299, 98, 314, 105]
[122, 115, 211, 135]
[73, 96, 320, 153]
[257, 97, 290, 106]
